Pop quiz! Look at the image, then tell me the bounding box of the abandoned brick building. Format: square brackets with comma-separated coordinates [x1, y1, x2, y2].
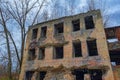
[105, 26, 120, 80]
[19, 10, 120, 80]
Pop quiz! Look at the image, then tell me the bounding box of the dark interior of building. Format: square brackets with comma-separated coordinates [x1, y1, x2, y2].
[87, 39, 98, 56]
[72, 69, 102, 80]
[72, 19, 80, 31]
[28, 49, 36, 60]
[105, 27, 120, 66]
[72, 69, 85, 80]
[53, 46, 63, 59]
[39, 48, 45, 60]
[41, 26, 47, 38]
[26, 71, 34, 80]
[109, 50, 120, 65]
[85, 16, 94, 29]
[90, 69, 102, 80]
[54, 22, 64, 34]
[39, 71, 46, 80]
[32, 28, 38, 39]
[73, 42, 82, 57]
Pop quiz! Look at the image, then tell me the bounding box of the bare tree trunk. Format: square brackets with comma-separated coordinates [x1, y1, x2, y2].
[7, 30, 20, 67]
[0, 8, 12, 80]
[20, 36, 25, 70]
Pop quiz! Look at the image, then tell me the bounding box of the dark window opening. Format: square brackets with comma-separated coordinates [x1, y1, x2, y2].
[54, 22, 64, 35]
[41, 26, 47, 38]
[39, 71, 46, 80]
[72, 19, 80, 31]
[53, 46, 63, 59]
[116, 61, 120, 65]
[72, 69, 103, 80]
[72, 69, 87, 80]
[28, 49, 36, 61]
[73, 42, 82, 57]
[110, 50, 120, 65]
[85, 16, 94, 29]
[32, 28, 38, 39]
[105, 28, 116, 39]
[87, 39, 98, 56]
[39, 48, 45, 60]
[90, 69, 102, 80]
[25, 71, 34, 80]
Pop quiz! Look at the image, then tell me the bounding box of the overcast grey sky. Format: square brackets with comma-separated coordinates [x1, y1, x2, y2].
[104, 0, 120, 27]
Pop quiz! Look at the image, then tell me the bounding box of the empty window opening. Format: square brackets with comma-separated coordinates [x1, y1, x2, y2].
[41, 26, 47, 38]
[72, 69, 87, 80]
[54, 22, 64, 35]
[73, 42, 82, 57]
[87, 39, 98, 56]
[39, 48, 45, 60]
[25, 71, 34, 80]
[28, 49, 36, 61]
[32, 28, 38, 39]
[38, 71, 46, 80]
[110, 50, 120, 65]
[53, 46, 63, 59]
[116, 61, 120, 65]
[72, 19, 80, 31]
[85, 16, 94, 29]
[105, 28, 116, 39]
[90, 69, 102, 80]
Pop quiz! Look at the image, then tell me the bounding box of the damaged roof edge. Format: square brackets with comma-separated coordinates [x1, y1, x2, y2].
[28, 9, 101, 30]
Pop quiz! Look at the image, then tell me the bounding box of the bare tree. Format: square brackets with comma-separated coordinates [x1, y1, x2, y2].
[0, 7, 12, 79]
[86, 0, 96, 11]
[49, 0, 63, 19]
[67, 0, 77, 15]
[5, 0, 47, 70]
[0, 0, 48, 79]
[41, 9, 49, 21]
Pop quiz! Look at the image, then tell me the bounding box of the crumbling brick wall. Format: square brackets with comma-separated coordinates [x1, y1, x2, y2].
[19, 10, 115, 80]
[116, 27, 120, 41]
[113, 66, 120, 80]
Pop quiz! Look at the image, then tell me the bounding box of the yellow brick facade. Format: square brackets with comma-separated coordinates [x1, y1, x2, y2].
[19, 10, 115, 80]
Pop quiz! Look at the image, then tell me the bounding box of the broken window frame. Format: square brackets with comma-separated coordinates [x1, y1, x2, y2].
[54, 22, 64, 36]
[32, 28, 38, 40]
[39, 48, 45, 60]
[87, 39, 98, 56]
[72, 41, 82, 57]
[28, 49, 36, 61]
[40, 26, 47, 38]
[53, 46, 64, 59]
[72, 19, 80, 31]
[85, 15, 95, 29]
